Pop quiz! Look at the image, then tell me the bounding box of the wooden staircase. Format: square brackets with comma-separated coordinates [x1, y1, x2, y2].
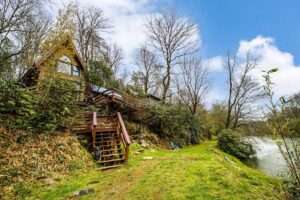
[72, 112, 131, 170]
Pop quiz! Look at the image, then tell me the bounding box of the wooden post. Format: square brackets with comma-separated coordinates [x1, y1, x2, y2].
[91, 112, 97, 149]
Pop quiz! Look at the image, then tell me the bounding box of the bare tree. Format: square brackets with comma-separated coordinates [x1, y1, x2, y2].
[0, 0, 50, 79]
[146, 11, 199, 102]
[225, 53, 263, 129]
[101, 43, 123, 75]
[176, 56, 209, 115]
[75, 5, 110, 65]
[133, 45, 160, 94]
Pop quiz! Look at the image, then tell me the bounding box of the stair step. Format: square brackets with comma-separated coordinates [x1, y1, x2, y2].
[100, 148, 122, 152]
[96, 134, 116, 137]
[100, 150, 123, 154]
[95, 138, 117, 141]
[95, 135, 117, 139]
[101, 153, 124, 157]
[97, 158, 124, 164]
[94, 128, 116, 132]
[96, 135, 116, 137]
[95, 137, 118, 141]
[99, 164, 123, 170]
[95, 141, 121, 146]
[95, 146, 121, 150]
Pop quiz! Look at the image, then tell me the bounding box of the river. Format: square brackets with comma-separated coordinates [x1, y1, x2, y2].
[246, 136, 289, 177]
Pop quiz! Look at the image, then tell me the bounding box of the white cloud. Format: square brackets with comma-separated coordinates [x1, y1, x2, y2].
[237, 36, 300, 97]
[205, 88, 226, 108]
[205, 35, 300, 107]
[52, 0, 158, 70]
[203, 56, 224, 72]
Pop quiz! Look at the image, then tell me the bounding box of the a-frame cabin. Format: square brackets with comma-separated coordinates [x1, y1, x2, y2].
[22, 34, 131, 170]
[22, 34, 86, 101]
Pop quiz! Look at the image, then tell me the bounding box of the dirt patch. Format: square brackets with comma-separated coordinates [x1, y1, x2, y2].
[95, 160, 160, 200]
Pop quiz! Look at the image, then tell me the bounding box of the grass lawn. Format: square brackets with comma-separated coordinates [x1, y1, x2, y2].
[28, 141, 282, 200]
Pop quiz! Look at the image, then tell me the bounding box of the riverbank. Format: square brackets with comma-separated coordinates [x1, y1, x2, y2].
[26, 141, 281, 200]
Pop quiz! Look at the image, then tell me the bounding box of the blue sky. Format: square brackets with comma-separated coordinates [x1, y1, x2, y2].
[58, 0, 300, 105]
[169, 0, 300, 60]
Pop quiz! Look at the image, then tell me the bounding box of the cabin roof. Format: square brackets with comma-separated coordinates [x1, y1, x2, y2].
[34, 34, 85, 71]
[21, 34, 85, 87]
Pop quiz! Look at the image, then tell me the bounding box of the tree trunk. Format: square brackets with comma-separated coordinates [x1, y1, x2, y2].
[162, 62, 171, 103]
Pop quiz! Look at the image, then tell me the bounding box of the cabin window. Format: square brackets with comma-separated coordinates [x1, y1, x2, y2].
[56, 56, 81, 77]
[72, 66, 80, 77]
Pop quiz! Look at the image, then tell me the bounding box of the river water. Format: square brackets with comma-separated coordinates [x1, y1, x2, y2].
[245, 136, 289, 177]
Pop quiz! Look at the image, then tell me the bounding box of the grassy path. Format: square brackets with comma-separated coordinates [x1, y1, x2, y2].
[29, 142, 282, 200]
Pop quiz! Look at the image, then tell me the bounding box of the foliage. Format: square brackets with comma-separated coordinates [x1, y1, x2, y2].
[30, 78, 78, 132]
[0, 78, 37, 129]
[144, 104, 205, 146]
[87, 60, 119, 88]
[0, 40, 14, 79]
[262, 69, 300, 199]
[0, 78, 78, 132]
[206, 103, 227, 135]
[217, 129, 255, 160]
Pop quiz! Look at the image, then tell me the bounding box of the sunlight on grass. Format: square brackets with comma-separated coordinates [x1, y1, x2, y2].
[28, 141, 282, 200]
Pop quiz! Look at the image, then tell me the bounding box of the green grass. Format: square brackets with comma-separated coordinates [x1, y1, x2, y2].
[27, 141, 282, 200]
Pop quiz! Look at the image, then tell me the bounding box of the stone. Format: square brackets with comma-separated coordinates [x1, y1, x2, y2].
[73, 188, 95, 197]
[140, 139, 149, 148]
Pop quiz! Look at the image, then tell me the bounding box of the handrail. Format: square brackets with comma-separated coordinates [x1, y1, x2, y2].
[116, 112, 131, 145]
[92, 112, 97, 127]
[91, 112, 97, 149]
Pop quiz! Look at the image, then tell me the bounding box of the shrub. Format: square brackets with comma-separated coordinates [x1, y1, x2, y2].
[87, 60, 119, 88]
[144, 104, 205, 147]
[217, 129, 255, 160]
[0, 78, 36, 129]
[0, 78, 78, 132]
[30, 78, 78, 132]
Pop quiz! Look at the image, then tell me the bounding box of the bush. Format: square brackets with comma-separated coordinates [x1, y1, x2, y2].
[285, 180, 300, 200]
[144, 104, 205, 147]
[217, 129, 255, 160]
[29, 78, 78, 132]
[0, 78, 37, 129]
[0, 78, 78, 132]
[87, 60, 119, 88]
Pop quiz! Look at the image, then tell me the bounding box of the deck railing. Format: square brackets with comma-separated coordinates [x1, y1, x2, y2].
[88, 111, 131, 161]
[116, 112, 131, 161]
[94, 88, 149, 110]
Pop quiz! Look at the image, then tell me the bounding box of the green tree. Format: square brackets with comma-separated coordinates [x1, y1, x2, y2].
[87, 60, 118, 88]
[207, 103, 227, 135]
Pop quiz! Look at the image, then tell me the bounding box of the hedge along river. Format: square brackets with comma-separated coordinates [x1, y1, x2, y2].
[245, 136, 289, 177]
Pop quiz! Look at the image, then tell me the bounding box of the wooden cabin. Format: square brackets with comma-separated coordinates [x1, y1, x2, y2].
[22, 35, 86, 100]
[22, 35, 132, 169]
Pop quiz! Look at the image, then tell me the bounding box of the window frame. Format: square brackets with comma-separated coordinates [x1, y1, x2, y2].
[56, 56, 81, 77]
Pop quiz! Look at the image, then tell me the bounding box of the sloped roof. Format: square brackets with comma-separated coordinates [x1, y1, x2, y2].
[34, 34, 85, 71]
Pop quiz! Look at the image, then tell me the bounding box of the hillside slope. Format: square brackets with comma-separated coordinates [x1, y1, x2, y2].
[28, 141, 282, 200]
[0, 128, 95, 200]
